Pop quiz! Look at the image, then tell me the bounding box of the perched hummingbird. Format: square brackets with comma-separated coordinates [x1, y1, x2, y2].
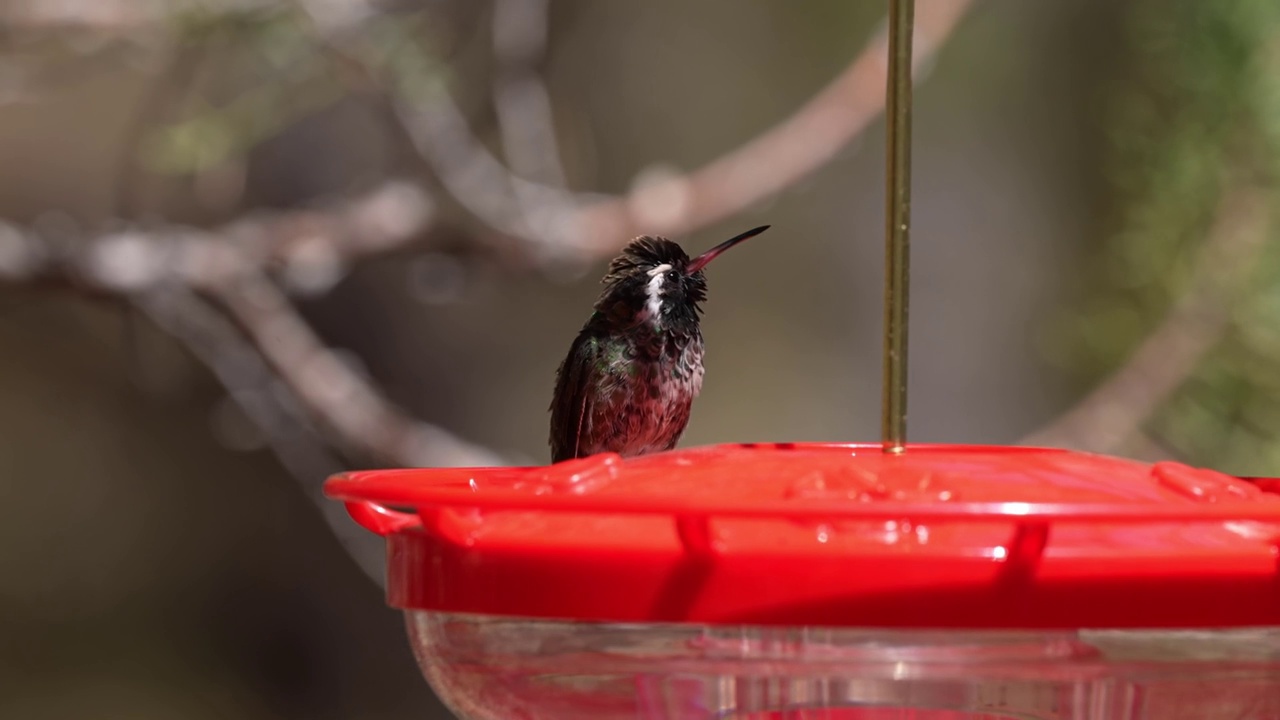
[549, 225, 770, 463]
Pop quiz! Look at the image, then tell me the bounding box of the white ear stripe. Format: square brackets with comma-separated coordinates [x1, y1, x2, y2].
[643, 264, 672, 320]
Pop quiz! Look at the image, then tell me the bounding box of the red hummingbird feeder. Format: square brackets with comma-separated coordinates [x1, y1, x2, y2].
[324, 2, 1280, 718]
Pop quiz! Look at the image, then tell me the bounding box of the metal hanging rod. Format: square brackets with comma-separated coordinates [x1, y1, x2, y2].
[882, 0, 914, 454]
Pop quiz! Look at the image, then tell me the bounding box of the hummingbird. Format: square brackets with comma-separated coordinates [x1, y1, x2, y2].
[549, 225, 770, 463]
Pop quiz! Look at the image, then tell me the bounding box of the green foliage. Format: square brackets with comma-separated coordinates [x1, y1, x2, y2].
[136, 8, 445, 177]
[138, 10, 336, 175]
[1055, 0, 1280, 470]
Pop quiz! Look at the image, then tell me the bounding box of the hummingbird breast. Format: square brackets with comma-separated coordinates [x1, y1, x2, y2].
[582, 333, 705, 458]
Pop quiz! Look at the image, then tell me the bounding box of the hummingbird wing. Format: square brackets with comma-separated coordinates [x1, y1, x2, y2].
[549, 331, 597, 463]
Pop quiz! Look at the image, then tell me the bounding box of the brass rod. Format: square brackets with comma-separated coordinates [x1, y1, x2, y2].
[882, 0, 914, 454]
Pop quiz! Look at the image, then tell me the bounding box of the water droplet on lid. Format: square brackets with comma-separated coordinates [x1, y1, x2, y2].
[815, 524, 832, 544]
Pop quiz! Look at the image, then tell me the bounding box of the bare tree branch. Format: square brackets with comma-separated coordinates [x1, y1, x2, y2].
[571, 0, 976, 251]
[0, 181, 499, 473]
[259, 180, 438, 292]
[343, 0, 978, 261]
[487, 0, 576, 252]
[0, 180, 493, 586]
[491, 0, 566, 190]
[1022, 184, 1271, 452]
[137, 285, 388, 586]
[0, 179, 433, 291]
[205, 272, 505, 468]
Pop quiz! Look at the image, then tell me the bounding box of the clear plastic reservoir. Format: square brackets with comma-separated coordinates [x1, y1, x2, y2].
[408, 613, 1280, 720]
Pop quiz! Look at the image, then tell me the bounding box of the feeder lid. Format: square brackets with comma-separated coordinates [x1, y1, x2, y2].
[324, 443, 1280, 628]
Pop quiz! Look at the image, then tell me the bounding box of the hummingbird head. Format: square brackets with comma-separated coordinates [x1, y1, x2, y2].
[596, 225, 770, 326]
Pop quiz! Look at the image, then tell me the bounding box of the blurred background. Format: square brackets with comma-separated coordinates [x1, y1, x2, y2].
[3, 0, 1280, 718]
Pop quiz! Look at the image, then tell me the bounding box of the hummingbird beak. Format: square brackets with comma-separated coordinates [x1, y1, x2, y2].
[685, 225, 770, 274]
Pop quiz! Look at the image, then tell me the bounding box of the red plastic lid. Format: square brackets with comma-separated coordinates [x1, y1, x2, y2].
[324, 443, 1280, 628]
